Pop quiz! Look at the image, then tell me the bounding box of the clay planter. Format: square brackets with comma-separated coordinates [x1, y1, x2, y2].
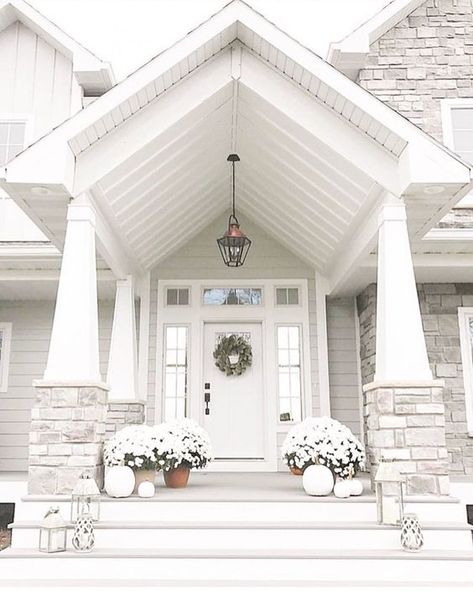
[164, 466, 191, 488]
[290, 466, 303, 476]
[133, 469, 156, 494]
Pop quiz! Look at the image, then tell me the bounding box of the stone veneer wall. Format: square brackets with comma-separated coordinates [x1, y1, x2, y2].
[357, 283, 473, 477]
[105, 402, 146, 436]
[358, 0, 473, 142]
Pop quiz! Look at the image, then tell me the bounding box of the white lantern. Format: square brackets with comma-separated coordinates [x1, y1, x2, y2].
[71, 473, 101, 522]
[39, 506, 67, 553]
[374, 459, 405, 525]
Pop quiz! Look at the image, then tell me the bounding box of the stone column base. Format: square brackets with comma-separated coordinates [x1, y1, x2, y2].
[364, 381, 449, 495]
[105, 401, 145, 436]
[28, 381, 109, 495]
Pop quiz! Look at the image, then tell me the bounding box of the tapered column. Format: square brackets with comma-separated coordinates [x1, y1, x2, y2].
[375, 202, 431, 382]
[107, 276, 138, 400]
[363, 200, 448, 496]
[29, 196, 108, 494]
[44, 198, 100, 382]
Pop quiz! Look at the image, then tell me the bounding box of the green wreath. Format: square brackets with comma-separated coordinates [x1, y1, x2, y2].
[213, 334, 252, 376]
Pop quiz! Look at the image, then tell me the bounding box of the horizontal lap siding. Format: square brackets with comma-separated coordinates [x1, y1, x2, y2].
[0, 301, 113, 471]
[327, 298, 362, 437]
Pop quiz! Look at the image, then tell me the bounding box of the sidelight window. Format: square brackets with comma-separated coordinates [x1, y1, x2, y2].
[277, 325, 302, 422]
[163, 326, 189, 420]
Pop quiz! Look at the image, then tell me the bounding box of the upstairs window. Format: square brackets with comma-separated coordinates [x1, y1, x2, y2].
[0, 323, 12, 393]
[0, 120, 26, 166]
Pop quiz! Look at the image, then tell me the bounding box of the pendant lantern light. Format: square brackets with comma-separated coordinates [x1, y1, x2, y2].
[217, 154, 251, 267]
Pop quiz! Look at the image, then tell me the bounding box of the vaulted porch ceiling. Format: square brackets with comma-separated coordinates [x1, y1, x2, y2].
[2, 0, 471, 290]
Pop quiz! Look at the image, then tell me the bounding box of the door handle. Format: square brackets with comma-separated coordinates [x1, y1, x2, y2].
[204, 383, 210, 415]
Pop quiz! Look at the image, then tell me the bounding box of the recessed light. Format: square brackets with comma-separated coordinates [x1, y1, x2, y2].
[31, 186, 52, 196]
[423, 185, 444, 195]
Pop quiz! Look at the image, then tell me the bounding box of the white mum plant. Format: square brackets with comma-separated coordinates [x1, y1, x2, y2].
[153, 419, 213, 471]
[103, 425, 160, 471]
[282, 417, 365, 478]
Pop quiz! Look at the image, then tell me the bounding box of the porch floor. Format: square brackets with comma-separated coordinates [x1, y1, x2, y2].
[107, 471, 375, 502]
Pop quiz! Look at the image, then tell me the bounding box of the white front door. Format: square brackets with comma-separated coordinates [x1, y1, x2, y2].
[203, 322, 265, 460]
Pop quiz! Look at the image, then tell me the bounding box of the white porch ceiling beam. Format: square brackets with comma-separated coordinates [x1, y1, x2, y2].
[73, 51, 233, 196]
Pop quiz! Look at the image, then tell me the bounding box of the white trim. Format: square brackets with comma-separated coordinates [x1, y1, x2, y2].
[353, 296, 365, 443]
[423, 228, 473, 241]
[315, 272, 330, 417]
[155, 278, 312, 471]
[137, 272, 151, 404]
[457, 307, 473, 437]
[0, 322, 12, 393]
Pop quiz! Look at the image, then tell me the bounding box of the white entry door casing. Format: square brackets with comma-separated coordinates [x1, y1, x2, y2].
[203, 322, 265, 460]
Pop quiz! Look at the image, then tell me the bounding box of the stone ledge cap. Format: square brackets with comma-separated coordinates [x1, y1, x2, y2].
[107, 398, 146, 404]
[33, 380, 110, 391]
[363, 380, 444, 393]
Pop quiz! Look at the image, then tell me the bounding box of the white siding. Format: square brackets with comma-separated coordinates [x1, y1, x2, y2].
[0, 300, 113, 472]
[148, 214, 320, 465]
[327, 297, 362, 437]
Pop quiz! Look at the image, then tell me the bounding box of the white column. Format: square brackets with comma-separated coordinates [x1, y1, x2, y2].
[315, 272, 331, 416]
[375, 201, 432, 382]
[137, 272, 151, 402]
[44, 198, 100, 382]
[107, 276, 138, 400]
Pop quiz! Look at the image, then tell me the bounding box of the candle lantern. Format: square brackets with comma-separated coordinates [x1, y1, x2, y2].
[39, 506, 67, 553]
[374, 459, 405, 525]
[71, 473, 101, 522]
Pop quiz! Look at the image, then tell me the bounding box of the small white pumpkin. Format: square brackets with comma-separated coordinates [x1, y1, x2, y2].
[334, 479, 352, 498]
[348, 478, 363, 496]
[104, 465, 135, 498]
[138, 480, 155, 498]
[302, 464, 334, 496]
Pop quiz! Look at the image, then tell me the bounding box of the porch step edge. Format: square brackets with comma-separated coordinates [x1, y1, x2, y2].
[2, 547, 473, 560]
[8, 520, 473, 531]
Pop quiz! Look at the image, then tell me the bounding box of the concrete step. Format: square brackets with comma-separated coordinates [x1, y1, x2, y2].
[15, 495, 467, 523]
[1, 548, 473, 586]
[9, 519, 473, 551]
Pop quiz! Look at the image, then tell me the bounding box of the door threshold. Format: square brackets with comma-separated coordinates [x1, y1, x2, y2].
[204, 460, 277, 472]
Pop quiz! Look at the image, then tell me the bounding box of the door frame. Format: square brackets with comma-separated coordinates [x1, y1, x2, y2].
[155, 278, 312, 472]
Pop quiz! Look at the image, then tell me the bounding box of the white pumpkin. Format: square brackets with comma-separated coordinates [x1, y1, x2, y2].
[302, 464, 334, 496]
[138, 480, 155, 498]
[104, 465, 135, 498]
[334, 479, 352, 498]
[347, 478, 363, 496]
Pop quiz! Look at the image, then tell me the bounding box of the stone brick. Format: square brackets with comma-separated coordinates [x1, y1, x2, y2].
[407, 474, 439, 495]
[415, 403, 445, 414]
[405, 427, 446, 446]
[62, 422, 96, 442]
[28, 466, 57, 495]
[51, 388, 78, 407]
[378, 416, 407, 428]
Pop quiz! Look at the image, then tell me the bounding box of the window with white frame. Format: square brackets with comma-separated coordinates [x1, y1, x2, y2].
[277, 325, 302, 423]
[0, 120, 27, 166]
[163, 326, 189, 421]
[442, 100, 473, 207]
[0, 323, 12, 393]
[458, 309, 473, 436]
[275, 287, 300, 306]
[166, 287, 190, 306]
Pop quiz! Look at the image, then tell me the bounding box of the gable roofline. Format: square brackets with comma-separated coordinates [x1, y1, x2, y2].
[327, 0, 425, 80]
[0, 0, 115, 93]
[4, 0, 471, 190]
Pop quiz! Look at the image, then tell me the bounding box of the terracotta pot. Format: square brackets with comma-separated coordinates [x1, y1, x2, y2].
[133, 469, 156, 494]
[163, 466, 191, 488]
[290, 466, 303, 476]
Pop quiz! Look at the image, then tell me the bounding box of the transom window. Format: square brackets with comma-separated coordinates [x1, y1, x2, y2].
[0, 120, 26, 166]
[202, 288, 262, 306]
[277, 325, 302, 423]
[0, 323, 12, 393]
[276, 287, 299, 306]
[163, 326, 189, 420]
[166, 288, 190, 306]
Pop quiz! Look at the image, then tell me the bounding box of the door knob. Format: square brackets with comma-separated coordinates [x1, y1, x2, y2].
[204, 383, 210, 415]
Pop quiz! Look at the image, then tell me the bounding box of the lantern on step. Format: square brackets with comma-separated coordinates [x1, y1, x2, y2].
[374, 459, 405, 525]
[217, 154, 252, 268]
[71, 473, 101, 522]
[39, 506, 67, 553]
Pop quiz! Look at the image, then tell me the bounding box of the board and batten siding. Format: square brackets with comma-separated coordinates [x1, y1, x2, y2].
[148, 213, 321, 467]
[0, 20, 79, 139]
[0, 300, 114, 472]
[327, 297, 362, 437]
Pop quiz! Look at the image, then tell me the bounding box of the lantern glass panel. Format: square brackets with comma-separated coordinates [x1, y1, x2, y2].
[71, 494, 100, 522]
[39, 526, 67, 553]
